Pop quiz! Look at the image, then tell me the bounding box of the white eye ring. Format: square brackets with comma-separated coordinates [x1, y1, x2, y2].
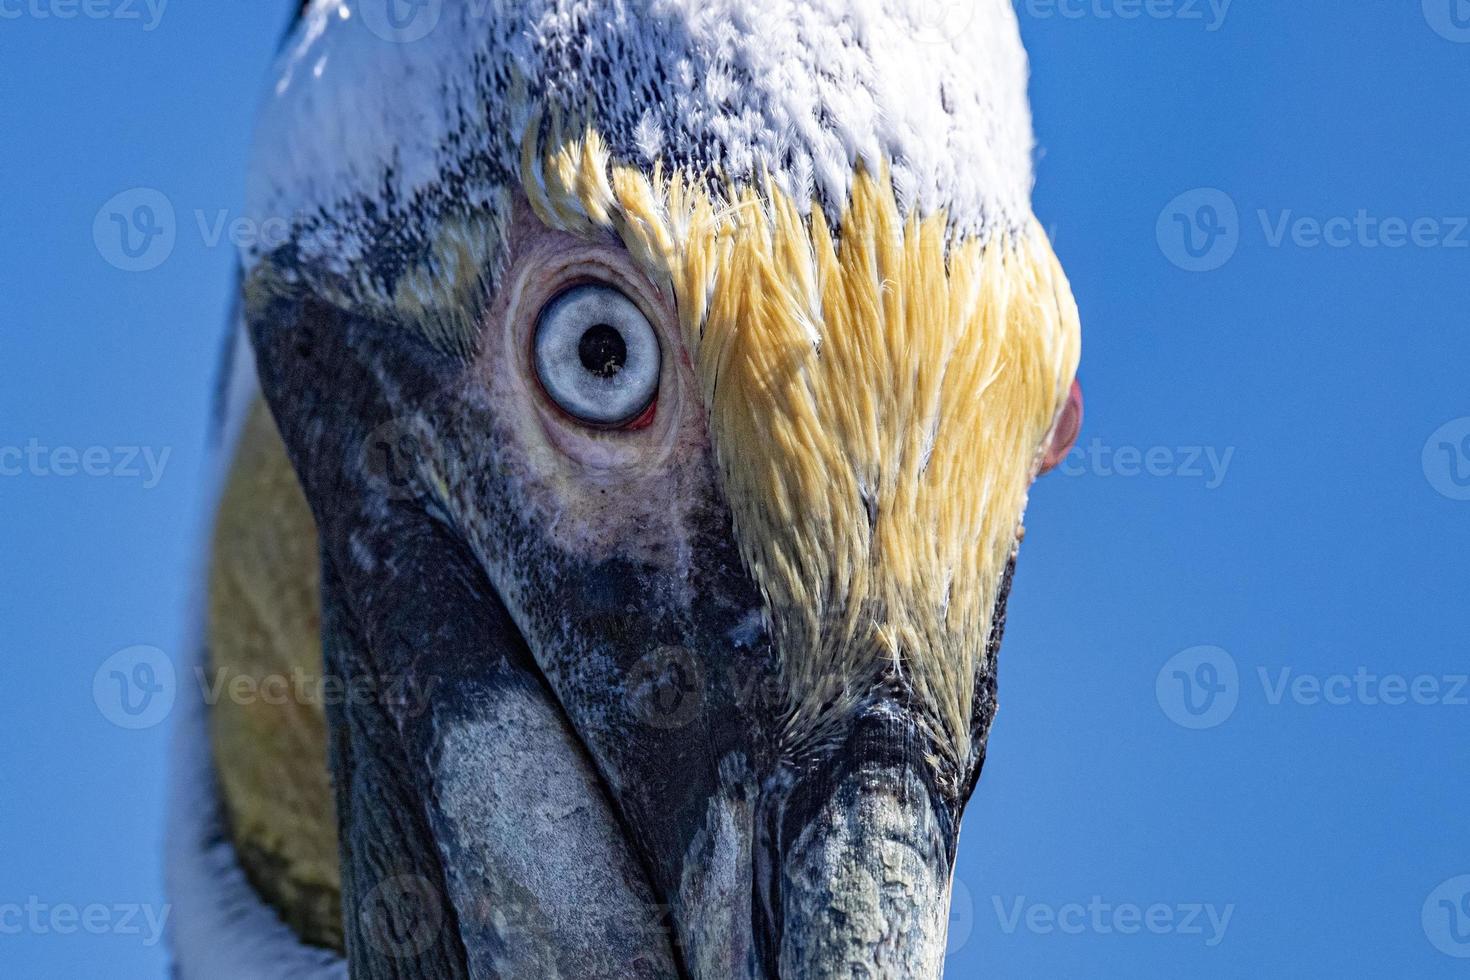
[533, 284, 661, 427]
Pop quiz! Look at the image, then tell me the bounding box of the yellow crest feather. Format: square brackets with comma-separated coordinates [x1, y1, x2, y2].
[526, 128, 1081, 769]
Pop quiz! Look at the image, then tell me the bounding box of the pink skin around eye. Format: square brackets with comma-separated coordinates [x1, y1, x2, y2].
[1040, 380, 1083, 475]
[623, 401, 658, 431]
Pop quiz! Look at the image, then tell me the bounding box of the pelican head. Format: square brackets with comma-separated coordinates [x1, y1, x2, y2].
[210, 1, 1083, 975]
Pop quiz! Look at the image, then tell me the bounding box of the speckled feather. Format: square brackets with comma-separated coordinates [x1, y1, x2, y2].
[247, 0, 1037, 342]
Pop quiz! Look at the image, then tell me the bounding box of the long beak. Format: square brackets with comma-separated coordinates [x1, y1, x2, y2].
[315, 513, 683, 978]
[386, 691, 959, 980]
[759, 706, 956, 978]
[322, 519, 963, 978]
[331, 553, 961, 978]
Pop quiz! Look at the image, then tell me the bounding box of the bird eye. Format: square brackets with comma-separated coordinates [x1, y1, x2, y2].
[533, 284, 661, 427]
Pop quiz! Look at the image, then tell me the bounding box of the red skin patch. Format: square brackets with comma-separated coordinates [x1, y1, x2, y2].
[623, 401, 658, 431]
[1040, 380, 1083, 475]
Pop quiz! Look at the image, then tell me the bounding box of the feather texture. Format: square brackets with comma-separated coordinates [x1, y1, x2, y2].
[527, 128, 1081, 769]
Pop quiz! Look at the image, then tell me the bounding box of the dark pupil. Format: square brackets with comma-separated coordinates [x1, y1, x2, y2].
[578, 323, 627, 378]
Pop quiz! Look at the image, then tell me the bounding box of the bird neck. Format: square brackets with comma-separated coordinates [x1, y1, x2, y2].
[207, 394, 343, 951]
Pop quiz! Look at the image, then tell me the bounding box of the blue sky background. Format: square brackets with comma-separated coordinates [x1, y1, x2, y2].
[3, 3, 1469, 977]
